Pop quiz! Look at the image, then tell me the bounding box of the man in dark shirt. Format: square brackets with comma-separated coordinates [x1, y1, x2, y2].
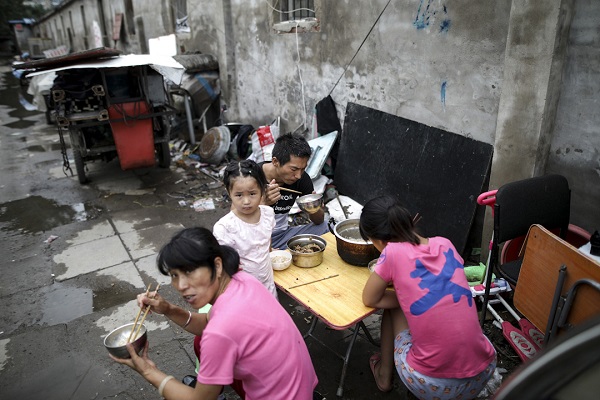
[261, 133, 328, 249]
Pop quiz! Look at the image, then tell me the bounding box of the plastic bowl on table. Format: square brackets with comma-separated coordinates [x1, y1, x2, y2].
[270, 250, 292, 271]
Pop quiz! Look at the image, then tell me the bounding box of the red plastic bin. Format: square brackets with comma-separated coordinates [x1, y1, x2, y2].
[108, 101, 156, 170]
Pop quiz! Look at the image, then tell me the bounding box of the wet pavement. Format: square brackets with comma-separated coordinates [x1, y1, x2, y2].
[0, 59, 521, 399]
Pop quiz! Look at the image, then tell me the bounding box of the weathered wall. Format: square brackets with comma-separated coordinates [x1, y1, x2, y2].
[547, 0, 600, 232]
[183, 0, 512, 141]
[28, 0, 600, 241]
[35, 0, 164, 54]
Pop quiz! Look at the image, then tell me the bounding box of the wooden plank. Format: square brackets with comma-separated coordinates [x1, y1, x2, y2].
[274, 233, 376, 329]
[514, 225, 600, 333]
[335, 102, 493, 255]
[14, 47, 122, 71]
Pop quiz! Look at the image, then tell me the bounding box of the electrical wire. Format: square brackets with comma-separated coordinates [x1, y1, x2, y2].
[328, 0, 392, 96]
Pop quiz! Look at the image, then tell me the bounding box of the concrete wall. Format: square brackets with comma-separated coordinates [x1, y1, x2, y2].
[34, 0, 169, 54]
[547, 0, 600, 233]
[29, 0, 600, 241]
[182, 1, 512, 143]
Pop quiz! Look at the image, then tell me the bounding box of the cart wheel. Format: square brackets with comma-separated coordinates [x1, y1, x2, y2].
[73, 149, 88, 184]
[157, 142, 171, 168]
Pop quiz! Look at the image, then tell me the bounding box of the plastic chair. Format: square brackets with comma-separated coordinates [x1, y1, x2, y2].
[479, 174, 571, 327]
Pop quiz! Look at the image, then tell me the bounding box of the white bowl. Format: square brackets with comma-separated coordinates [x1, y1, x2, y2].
[271, 250, 292, 271]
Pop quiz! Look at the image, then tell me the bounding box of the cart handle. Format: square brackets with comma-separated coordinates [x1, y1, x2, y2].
[477, 190, 498, 208]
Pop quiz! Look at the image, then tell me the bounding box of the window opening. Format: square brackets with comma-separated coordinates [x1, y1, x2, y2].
[125, 0, 135, 35]
[174, 0, 190, 33]
[277, 0, 315, 22]
[271, 0, 319, 33]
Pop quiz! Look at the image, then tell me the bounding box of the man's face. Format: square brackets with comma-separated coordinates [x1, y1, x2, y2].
[274, 155, 309, 185]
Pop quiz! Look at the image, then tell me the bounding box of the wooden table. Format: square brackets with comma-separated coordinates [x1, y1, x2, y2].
[274, 232, 377, 396]
[514, 225, 600, 340]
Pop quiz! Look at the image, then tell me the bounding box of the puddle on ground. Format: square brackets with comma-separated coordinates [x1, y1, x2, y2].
[39, 283, 93, 325]
[39, 280, 139, 325]
[25, 143, 63, 152]
[1, 71, 41, 118]
[0, 196, 89, 233]
[26, 144, 45, 152]
[92, 285, 139, 312]
[5, 119, 36, 129]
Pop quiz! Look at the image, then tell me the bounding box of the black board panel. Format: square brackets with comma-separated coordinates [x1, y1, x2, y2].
[335, 102, 493, 255]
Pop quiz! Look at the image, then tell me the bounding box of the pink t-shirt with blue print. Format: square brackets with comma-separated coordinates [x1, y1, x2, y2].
[374, 237, 496, 378]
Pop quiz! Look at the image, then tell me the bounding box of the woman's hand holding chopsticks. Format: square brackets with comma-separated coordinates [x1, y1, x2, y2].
[128, 283, 161, 343]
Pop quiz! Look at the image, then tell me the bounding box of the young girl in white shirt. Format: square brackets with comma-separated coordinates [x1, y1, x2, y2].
[213, 159, 277, 297]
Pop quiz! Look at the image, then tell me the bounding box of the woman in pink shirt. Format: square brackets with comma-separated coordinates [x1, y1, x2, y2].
[110, 227, 317, 400]
[360, 195, 496, 400]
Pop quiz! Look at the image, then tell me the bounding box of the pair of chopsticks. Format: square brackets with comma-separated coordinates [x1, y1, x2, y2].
[127, 283, 160, 343]
[279, 187, 303, 195]
[288, 274, 339, 289]
[412, 212, 422, 225]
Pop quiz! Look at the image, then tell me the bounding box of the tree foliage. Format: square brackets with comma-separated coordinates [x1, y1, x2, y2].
[1, 0, 47, 37]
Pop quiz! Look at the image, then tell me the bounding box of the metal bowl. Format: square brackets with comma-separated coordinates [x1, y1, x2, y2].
[287, 234, 327, 268]
[104, 322, 148, 359]
[296, 193, 324, 214]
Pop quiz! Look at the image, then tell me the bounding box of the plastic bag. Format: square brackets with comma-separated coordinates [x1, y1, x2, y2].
[248, 118, 280, 162]
[477, 367, 506, 398]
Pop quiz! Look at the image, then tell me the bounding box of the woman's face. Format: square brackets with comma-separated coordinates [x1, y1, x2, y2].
[169, 259, 222, 308]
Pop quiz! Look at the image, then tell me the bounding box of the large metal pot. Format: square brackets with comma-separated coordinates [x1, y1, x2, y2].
[329, 219, 380, 266]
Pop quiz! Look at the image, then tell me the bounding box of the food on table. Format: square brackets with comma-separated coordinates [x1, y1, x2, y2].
[293, 243, 322, 253]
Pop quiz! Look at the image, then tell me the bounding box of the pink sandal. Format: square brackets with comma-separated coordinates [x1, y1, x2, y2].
[369, 353, 392, 392]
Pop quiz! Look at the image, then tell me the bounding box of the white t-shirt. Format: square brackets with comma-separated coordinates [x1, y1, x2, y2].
[213, 205, 277, 297]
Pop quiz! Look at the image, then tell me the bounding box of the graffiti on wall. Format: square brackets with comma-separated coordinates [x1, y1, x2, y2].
[414, 1, 451, 33]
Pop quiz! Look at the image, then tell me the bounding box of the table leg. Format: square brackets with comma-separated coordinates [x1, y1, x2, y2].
[336, 323, 361, 397]
[303, 316, 318, 340]
[358, 321, 379, 346]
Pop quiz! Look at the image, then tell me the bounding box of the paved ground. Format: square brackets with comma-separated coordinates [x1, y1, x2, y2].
[0, 61, 521, 399]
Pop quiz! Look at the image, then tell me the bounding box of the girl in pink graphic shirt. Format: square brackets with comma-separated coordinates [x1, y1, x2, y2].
[360, 195, 496, 400]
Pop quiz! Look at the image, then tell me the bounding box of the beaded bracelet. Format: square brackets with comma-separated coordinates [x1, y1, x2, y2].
[182, 310, 192, 328]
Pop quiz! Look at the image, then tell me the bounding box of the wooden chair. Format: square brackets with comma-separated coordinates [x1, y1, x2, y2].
[479, 174, 571, 327]
[514, 225, 600, 343]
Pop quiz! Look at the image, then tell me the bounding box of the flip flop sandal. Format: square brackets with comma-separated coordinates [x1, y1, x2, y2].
[369, 353, 392, 393]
